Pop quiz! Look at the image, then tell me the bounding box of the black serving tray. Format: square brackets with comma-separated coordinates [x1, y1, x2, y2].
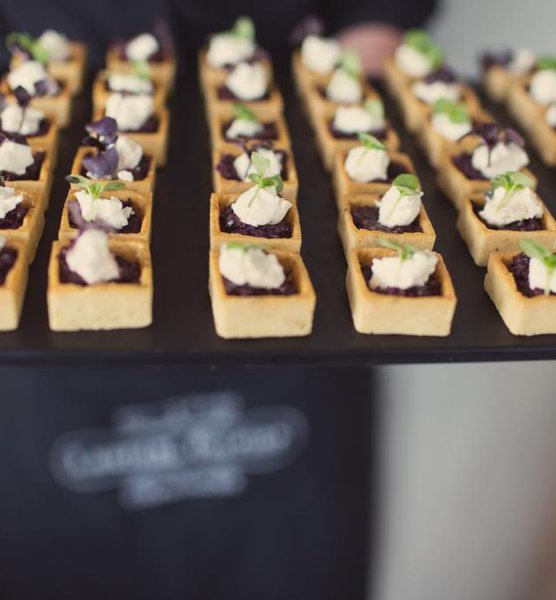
[1, 54, 556, 367]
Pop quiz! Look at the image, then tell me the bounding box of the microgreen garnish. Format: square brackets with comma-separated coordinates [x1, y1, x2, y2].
[65, 175, 125, 199]
[380, 239, 419, 261]
[536, 56, 556, 72]
[358, 133, 387, 152]
[247, 151, 283, 193]
[404, 29, 444, 70]
[233, 102, 258, 122]
[384, 174, 421, 220]
[6, 32, 49, 64]
[490, 171, 534, 212]
[339, 50, 362, 79]
[520, 239, 556, 295]
[232, 16, 255, 41]
[392, 173, 421, 196]
[432, 98, 469, 123]
[365, 98, 385, 122]
[130, 60, 151, 80]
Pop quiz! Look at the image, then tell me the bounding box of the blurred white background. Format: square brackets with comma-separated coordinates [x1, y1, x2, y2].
[374, 2, 556, 599]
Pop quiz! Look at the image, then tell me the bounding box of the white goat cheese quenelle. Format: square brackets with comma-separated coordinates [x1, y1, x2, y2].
[219, 244, 285, 289]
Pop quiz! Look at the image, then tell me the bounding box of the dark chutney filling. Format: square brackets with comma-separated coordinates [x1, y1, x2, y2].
[361, 264, 441, 297]
[351, 205, 421, 233]
[472, 203, 542, 232]
[81, 152, 151, 181]
[0, 151, 44, 181]
[0, 246, 18, 285]
[452, 153, 485, 180]
[59, 244, 141, 286]
[0, 202, 29, 229]
[508, 253, 556, 297]
[219, 205, 291, 239]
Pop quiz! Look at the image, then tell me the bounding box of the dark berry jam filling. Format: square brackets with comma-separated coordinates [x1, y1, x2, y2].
[452, 153, 485, 180]
[508, 253, 555, 297]
[0, 151, 44, 181]
[472, 203, 542, 231]
[216, 150, 288, 181]
[0, 202, 29, 229]
[81, 153, 151, 181]
[219, 205, 291, 239]
[329, 121, 387, 140]
[361, 264, 441, 297]
[59, 244, 141, 286]
[222, 271, 296, 296]
[0, 246, 17, 285]
[351, 205, 421, 233]
[222, 120, 278, 141]
[104, 81, 154, 95]
[217, 85, 269, 102]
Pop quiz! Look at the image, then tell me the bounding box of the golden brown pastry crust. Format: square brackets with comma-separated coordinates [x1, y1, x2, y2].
[208, 112, 291, 151]
[209, 248, 316, 339]
[337, 193, 436, 257]
[485, 251, 556, 335]
[457, 195, 556, 266]
[8, 147, 54, 210]
[47, 239, 153, 331]
[209, 192, 302, 252]
[204, 81, 284, 121]
[0, 189, 44, 263]
[58, 189, 153, 245]
[0, 238, 29, 331]
[346, 247, 457, 336]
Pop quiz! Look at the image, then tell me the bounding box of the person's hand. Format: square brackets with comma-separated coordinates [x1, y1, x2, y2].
[336, 23, 402, 76]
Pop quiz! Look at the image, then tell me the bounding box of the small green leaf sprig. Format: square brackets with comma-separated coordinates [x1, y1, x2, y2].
[356, 133, 387, 165]
[232, 16, 255, 41]
[225, 241, 260, 252]
[130, 60, 151, 81]
[384, 173, 422, 220]
[489, 171, 534, 213]
[246, 151, 283, 207]
[364, 98, 385, 122]
[432, 99, 470, 124]
[536, 56, 556, 72]
[404, 29, 444, 70]
[233, 102, 258, 123]
[6, 32, 49, 64]
[520, 239, 556, 295]
[339, 50, 362, 79]
[380, 239, 419, 262]
[66, 175, 125, 199]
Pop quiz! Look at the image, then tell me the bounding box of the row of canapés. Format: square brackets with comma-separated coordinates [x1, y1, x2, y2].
[289, 27, 556, 336]
[0, 27, 175, 331]
[384, 31, 556, 336]
[292, 30, 454, 335]
[200, 17, 316, 339]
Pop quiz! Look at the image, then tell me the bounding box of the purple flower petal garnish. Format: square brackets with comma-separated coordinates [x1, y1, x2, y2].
[85, 117, 118, 145]
[13, 86, 31, 108]
[289, 15, 324, 46]
[34, 79, 50, 97]
[82, 146, 119, 179]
